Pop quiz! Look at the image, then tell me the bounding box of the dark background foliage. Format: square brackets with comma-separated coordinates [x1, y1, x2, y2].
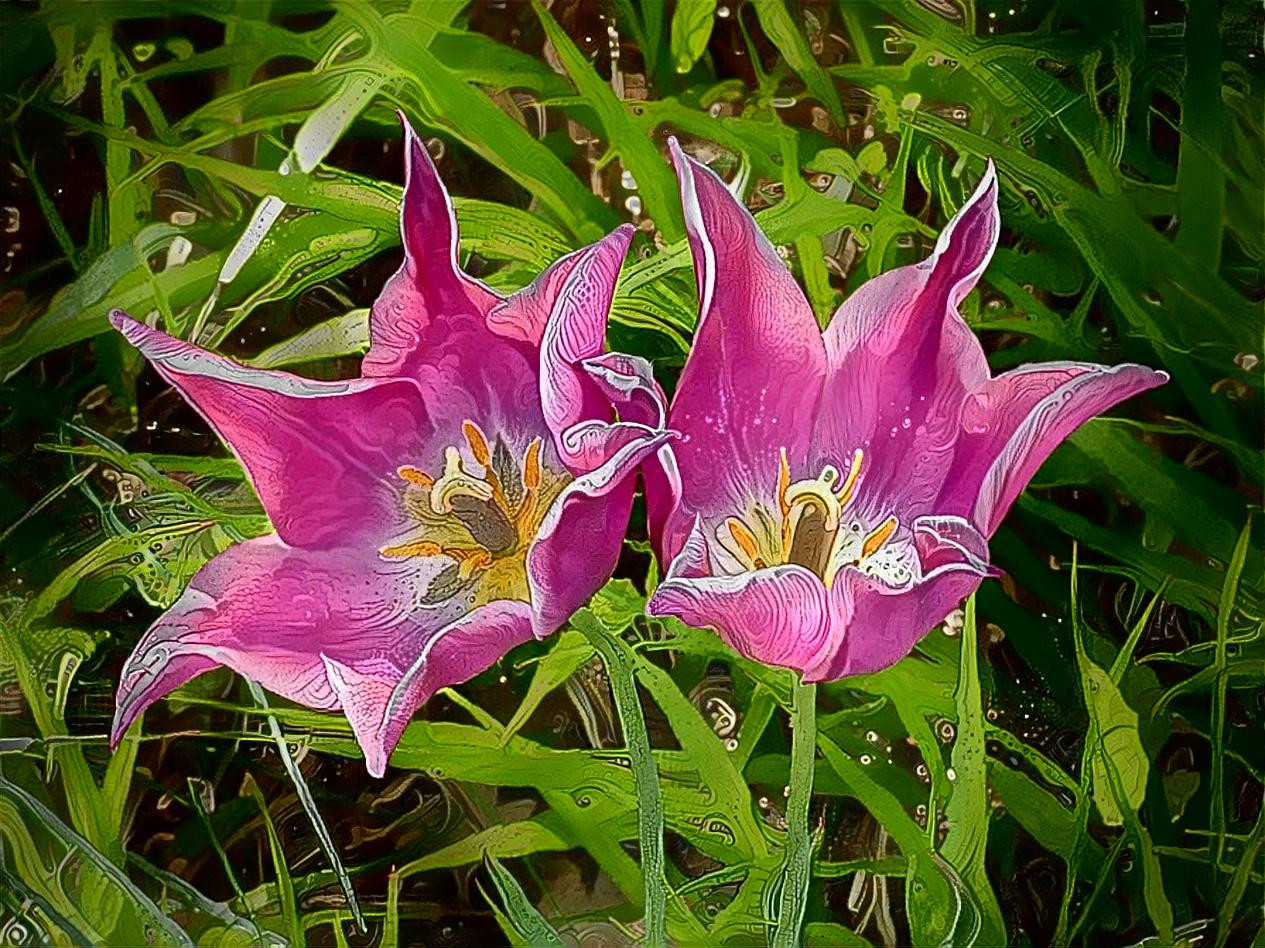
[0, 1, 1261, 945]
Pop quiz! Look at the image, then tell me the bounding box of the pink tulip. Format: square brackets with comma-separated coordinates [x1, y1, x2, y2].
[110, 119, 670, 776]
[646, 141, 1166, 681]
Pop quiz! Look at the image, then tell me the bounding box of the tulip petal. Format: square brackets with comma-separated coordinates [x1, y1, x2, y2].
[528, 424, 675, 637]
[809, 567, 987, 680]
[581, 352, 682, 564]
[941, 361, 1168, 535]
[663, 140, 826, 547]
[581, 352, 668, 428]
[363, 116, 502, 378]
[109, 536, 522, 775]
[647, 519, 844, 678]
[537, 226, 635, 473]
[325, 600, 533, 776]
[816, 163, 1000, 514]
[486, 241, 601, 347]
[111, 313, 431, 549]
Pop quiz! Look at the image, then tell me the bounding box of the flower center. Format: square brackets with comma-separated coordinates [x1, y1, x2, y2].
[381, 420, 567, 607]
[716, 447, 911, 587]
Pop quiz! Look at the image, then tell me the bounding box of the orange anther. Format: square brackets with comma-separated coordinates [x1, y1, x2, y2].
[726, 518, 761, 565]
[462, 420, 491, 468]
[522, 438, 542, 490]
[860, 515, 898, 561]
[397, 465, 435, 489]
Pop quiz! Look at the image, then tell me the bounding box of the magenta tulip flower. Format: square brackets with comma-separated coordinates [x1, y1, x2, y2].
[645, 142, 1167, 682]
[109, 119, 669, 776]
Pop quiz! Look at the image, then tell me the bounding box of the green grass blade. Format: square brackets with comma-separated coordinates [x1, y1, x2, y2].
[246, 777, 304, 947]
[481, 854, 565, 948]
[1211, 518, 1253, 868]
[246, 680, 366, 933]
[750, 0, 843, 123]
[532, 0, 684, 243]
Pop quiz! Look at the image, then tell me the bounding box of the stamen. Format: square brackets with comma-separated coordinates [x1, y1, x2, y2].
[860, 515, 898, 561]
[463, 420, 491, 468]
[522, 438, 542, 491]
[454, 548, 493, 579]
[380, 539, 443, 558]
[836, 449, 863, 508]
[397, 465, 435, 489]
[777, 448, 791, 517]
[726, 518, 761, 565]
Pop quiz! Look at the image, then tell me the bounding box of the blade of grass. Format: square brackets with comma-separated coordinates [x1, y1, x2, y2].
[1216, 802, 1265, 947]
[750, 0, 843, 123]
[186, 777, 257, 928]
[1211, 518, 1253, 869]
[245, 776, 303, 948]
[481, 854, 565, 948]
[246, 679, 366, 933]
[771, 676, 816, 948]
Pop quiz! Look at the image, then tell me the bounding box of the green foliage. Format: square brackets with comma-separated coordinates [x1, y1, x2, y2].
[1, 1, 1261, 946]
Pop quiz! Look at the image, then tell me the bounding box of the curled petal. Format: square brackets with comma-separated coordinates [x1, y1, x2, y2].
[111, 313, 429, 549]
[942, 361, 1168, 535]
[538, 226, 635, 472]
[662, 139, 826, 554]
[581, 352, 668, 428]
[527, 424, 675, 637]
[815, 162, 1000, 514]
[912, 515, 995, 579]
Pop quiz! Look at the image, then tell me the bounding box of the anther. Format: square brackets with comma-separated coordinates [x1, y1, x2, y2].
[463, 420, 491, 468]
[397, 465, 435, 489]
[726, 518, 761, 566]
[522, 438, 542, 491]
[380, 539, 443, 558]
[777, 448, 791, 517]
[860, 515, 898, 560]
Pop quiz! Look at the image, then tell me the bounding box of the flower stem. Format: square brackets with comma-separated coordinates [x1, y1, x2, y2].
[773, 676, 817, 948]
[575, 612, 667, 947]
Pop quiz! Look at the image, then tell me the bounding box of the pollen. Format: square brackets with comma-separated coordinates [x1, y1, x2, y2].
[860, 515, 898, 560]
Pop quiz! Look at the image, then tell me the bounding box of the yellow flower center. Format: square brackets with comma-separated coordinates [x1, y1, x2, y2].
[381, 420, 568, 607]
[717, 447, 904, 587]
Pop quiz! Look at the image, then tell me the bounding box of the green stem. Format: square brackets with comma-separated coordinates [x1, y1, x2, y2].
[772, 676, 817, 948]
[576, 613, 666, 947]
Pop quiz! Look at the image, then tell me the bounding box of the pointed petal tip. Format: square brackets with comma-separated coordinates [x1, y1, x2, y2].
[666, 136, 701, 181]
[108, 309, 137, 337]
